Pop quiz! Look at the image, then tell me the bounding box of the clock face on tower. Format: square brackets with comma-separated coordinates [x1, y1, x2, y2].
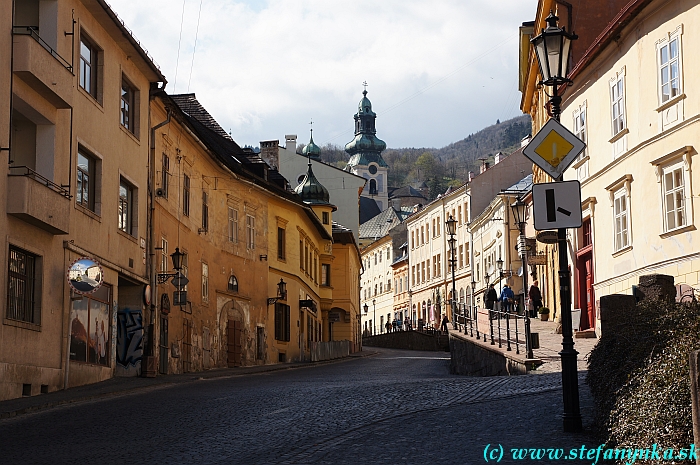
[368, 165, 377, 175]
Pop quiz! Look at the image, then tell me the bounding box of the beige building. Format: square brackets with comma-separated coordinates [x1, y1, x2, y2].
[557, 0, 700, 334]
[360, 235, 393, 334]
[1, 0, 165, 400]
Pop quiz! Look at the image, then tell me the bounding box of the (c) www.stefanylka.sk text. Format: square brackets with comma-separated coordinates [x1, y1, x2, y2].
[483, 443, 697, 463]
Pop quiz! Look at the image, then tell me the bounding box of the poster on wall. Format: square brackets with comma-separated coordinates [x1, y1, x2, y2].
[70, 284, 111, 366]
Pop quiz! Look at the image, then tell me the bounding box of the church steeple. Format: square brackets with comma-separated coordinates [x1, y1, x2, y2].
[344, 84, 389, 211]
[345, 86, 387, 168]
[301, 120, 322, 161]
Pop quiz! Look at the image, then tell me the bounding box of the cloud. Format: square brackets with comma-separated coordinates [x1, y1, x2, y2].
[107, 0, 536, 148]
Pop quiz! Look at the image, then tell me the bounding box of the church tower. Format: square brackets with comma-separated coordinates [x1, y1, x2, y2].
[345, 87, 388, 211]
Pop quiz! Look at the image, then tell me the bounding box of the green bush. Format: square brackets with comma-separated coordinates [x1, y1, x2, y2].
[587, 299, 700, 461]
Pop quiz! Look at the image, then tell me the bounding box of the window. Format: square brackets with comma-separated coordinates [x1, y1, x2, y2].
[181, 252, 188, 291]
[411, 266, 415, 286]
[420, 226, 424, 245]
[411, 230, 415, 249]
[432, 219, 436, 238]
[322, 211, 329, 225]
[183, 174, 190, 217]
[277, 227, 286, 260]
[228, 207, 238, 242]
[658, 35, 681, 104]
[161, 154, 169, 199]
[201, 263, 209, 303]
[380, 282, 383, 293]
[7, 245, 41, 324]
[663, 163, 687, 231]
[201, 191, 209, 232]
[79, 34, 99, 100]
[426, 259, 431, 281]
[387, 279, 391, 291]
[613, 189, 629, 251]
[458, 245, 464, 269]
[69, 283, 110, 365]
[160, 238, 168, 272]
[436, 216, 441, 236]
[610, 74, 626, 136]
[120, 77, 136, 134]
[77, 150, 96, 211]
[321, 264, 330, 286]
[246, 215, 255, 249]
[369, 179, 378, 195]
[118, 179, 133, 235]
[379, 251, 382, 263]
[386, 248, 390, 260]
[573, 103, 588, 180]
[274, 303, 290, 342]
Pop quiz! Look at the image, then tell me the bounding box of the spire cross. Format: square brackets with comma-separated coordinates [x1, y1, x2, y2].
[362, 81, 368, 94]
[309, 118, 313, 136]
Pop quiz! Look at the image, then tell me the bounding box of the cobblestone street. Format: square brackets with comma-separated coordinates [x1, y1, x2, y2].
[0, 348, 596, 465]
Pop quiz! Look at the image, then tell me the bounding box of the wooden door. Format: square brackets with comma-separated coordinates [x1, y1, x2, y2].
[576, 251, 594, 330]
[585, 255, 595, 329]
[182, 319, 193, 373]
[227, 319, 242, 367]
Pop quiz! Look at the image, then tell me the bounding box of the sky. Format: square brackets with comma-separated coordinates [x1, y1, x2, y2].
[107, 0, 537, 149]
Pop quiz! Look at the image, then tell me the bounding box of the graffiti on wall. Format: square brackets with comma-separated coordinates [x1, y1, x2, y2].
[116, 308, 143, 373]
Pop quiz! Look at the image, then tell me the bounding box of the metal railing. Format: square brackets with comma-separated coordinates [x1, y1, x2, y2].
[452, 301, 528, 355]
[12, 26, 73, 72]
[9, 165, 71, 198]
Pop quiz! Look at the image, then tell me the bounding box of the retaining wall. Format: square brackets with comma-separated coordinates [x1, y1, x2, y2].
[362, 331, 449, 351]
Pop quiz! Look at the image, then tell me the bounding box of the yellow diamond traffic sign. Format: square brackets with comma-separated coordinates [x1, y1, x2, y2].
[523, 118, 586, 179]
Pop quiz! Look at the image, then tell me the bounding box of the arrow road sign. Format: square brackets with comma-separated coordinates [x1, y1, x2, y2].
[523, 118, 586, 180]
[532, 181, 583, 230]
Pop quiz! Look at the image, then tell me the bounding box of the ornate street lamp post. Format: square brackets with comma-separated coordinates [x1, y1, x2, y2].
[531, 10, 582, 432]
[511, 197, 533, 359]
[445, 215, 458, 332]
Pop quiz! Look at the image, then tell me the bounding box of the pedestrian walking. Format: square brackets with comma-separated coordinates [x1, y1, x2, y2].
[440, 315, 449, 333]
[528, 280, 543, 318]
[484, 284, 497, 319]
[391, 320, 397, 332]
[500, 284, 515, 315]
[385, 321, 392, 334]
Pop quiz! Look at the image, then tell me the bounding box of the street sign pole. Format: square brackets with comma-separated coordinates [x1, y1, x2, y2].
[525, 83, 583, 433]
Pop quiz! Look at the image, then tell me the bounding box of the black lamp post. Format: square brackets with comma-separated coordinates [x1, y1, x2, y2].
[511, 197, 533, 359]
[157, 247, 186, 284]
[445, 215, 458, 332]
[471, 279, 478, 339]
[373, 298, 376, 335]
[363, 302, 369, 335]
[531, 10, 582, 433]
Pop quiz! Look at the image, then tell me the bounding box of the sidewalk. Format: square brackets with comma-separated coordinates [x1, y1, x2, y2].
[0, 350, 377, 420]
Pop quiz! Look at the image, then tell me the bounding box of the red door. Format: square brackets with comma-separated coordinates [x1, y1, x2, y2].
[576, 251, 594, 330]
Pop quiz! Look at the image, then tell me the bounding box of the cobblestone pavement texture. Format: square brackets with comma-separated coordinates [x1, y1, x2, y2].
[0, 347, 597, 465]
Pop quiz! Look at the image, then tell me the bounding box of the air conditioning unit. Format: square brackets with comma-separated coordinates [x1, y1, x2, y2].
[155, 188, 166, 197]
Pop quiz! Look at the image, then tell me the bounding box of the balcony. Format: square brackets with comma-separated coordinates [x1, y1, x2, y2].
[7, 167, 70, 235]
[12, 28, 73, 109]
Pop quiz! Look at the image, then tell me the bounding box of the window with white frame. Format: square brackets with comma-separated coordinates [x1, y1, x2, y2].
[658, 30, 682, 104]
[573, 103, 588, 180]
[201, 262, 209, 303]
[613, 188, 630, 252]
[228, 207, 238, 242]
[246, 214, 255, 249]
[160, 238, 168, 272]
[663, 162, 687, 231]
[610, 74, 626, 136]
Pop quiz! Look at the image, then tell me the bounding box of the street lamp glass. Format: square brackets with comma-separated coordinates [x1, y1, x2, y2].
[511, 198, 527, 228]
[363, 303, 369, 313]
[278, 279, 287, 299]
[497, 257, 504, 271]
[170, 247, 184, 271]
[445, 215, 457, 236]
[531, 11, 576, 84]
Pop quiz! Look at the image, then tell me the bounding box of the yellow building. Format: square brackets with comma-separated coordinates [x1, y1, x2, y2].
[0, 0, 165, 400]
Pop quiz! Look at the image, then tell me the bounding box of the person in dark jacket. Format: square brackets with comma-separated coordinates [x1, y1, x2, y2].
[529, 280, 543, 318]
[484, 284, 497, 313]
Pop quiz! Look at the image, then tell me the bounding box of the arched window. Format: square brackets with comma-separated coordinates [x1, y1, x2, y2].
[228, 275, 238, 292]
[459, 288, 465, 302]
[369, 179, 378, 195]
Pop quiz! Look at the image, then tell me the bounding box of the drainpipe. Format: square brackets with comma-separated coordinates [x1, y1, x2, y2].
[147, 93, 170, 374]
[3, 0, 16, 160]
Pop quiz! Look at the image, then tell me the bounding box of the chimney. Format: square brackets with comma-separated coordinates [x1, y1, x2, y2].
[285, 134, 297, 153]
[391, 197, 402, 209]
[469, 171, 475, 182]
[479, 158, 489, 174]
[521, 134, 531, 147]
[259, 140, 280, 170]
[494, 152, 504, 165]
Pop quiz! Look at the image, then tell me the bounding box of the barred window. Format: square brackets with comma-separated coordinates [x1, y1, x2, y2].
[7, 245, 40, 324]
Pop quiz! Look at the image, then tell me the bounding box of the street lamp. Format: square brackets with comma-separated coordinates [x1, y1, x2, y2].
[445, 215, 458, 332]
[267, 279, 287, 305]
[471, 278, 478, 339]
[531, 11, 577, 119]
[156, 247, 185, 284]
[531, 10, 582, 433]
[373, 298, 376, 335]
[511, 197, 533, 359]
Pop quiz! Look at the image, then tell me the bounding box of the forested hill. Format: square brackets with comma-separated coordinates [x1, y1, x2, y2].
[300, 114, 532, 201]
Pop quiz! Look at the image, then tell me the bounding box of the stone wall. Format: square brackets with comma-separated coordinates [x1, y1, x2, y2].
[448, 332, 529, 376]
[362, 331, 449, 351]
